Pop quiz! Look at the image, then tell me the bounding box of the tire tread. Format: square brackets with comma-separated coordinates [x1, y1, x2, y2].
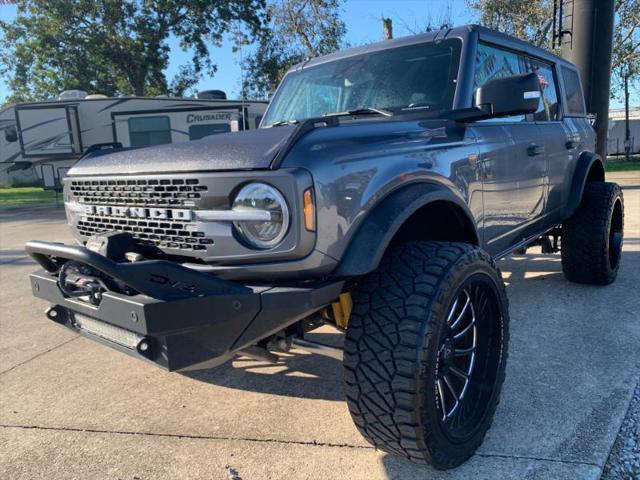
[344, 241, 509, 469]
[561, 182, 624, 285]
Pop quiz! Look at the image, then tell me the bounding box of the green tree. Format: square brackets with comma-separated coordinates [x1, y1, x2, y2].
[466, 0, 555, 48]
[240, 0, 346, 99]
[0, 0, 266, 102]
[611, 0, 640, 102]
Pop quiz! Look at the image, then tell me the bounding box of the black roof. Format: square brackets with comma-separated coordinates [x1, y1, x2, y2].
[294, 24, 575, 72]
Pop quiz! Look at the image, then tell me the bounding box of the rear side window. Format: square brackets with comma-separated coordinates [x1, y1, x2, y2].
[523, 58, 560, 121]
[562, 67, 586, 116]
[128, 116, 171, 147]
[188, 123, 231, 140]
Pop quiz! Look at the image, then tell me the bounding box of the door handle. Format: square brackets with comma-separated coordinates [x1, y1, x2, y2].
[565, 140, 578, 149]
[527, 144, 545, 156]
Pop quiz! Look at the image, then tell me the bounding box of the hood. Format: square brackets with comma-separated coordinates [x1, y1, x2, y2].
[68, 125, 296, 176]
[280, 118, 460, 167]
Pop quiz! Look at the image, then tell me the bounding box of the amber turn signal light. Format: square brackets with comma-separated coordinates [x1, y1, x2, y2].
[303, 188, 316, 231]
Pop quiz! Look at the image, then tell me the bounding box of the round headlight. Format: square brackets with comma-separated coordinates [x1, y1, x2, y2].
[232, 183, 290, 249]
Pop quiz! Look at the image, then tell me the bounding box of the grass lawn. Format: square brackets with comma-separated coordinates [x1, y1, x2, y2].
[0, 187, 57, 206]
[606, 161, 640, 172]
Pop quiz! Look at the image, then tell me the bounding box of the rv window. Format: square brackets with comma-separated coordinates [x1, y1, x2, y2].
[188, 123, 231, 140]
[4, 126, 17, 143]
[128, 116, 171, 147]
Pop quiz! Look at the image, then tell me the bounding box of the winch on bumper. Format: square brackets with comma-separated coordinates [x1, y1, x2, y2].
[26, 238, 343, 372]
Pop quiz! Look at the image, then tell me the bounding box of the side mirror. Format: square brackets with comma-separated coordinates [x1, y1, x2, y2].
[444, 72, 541, 122]
[475, 72, 541, 118]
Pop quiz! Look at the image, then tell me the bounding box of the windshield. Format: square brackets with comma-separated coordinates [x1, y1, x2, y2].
[262, 39, 461, 127]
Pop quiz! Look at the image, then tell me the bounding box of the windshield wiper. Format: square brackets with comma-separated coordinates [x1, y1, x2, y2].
[266, 108, 393, 127]
[265, 119, 299, 128]
[323, 107, 394, 118]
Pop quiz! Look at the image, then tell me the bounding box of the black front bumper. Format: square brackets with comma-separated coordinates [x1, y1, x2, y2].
[26, 241, 343, 371]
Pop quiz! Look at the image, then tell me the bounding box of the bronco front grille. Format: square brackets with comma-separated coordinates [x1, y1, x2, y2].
[69, 178, 208, 208]
[70, 177, 213, 252]
[76, 216, 213, 251]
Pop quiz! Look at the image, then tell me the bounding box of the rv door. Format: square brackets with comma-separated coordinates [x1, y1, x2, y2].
[15, 105, 82, 158]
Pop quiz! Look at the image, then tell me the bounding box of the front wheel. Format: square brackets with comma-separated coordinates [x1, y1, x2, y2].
[343, 241, 509, 469]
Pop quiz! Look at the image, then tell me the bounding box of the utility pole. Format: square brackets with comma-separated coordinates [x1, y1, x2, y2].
[560, 0, 616, 159]
[624, 70, 631, 162]
[382, 17, 393, 40]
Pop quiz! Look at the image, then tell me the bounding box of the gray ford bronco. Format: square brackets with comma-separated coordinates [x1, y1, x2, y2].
[27, 25, 624, 469]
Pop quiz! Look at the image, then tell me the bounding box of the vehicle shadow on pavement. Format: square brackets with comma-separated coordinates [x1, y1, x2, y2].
[183, 247, 639, 403]
[502, 244, 639, 285]
[380, 453, 451, 478]
[500, 252, 566, 286]
[182, 331, 346, 401]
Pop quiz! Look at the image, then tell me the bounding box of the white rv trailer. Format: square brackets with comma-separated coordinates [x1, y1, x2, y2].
[0, 92, 267, 187]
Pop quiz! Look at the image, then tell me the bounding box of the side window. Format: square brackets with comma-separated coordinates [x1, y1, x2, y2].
[562, 66, 586, 116]
[474, 43, 525, 122]
[188, 123, 231, 141]
[524, 58, 559, 121]
[128, 116, 171, 147]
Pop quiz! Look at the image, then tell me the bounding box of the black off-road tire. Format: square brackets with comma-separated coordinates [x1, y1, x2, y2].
[561, 182, 624, 285]
[343, 241, 509, 469]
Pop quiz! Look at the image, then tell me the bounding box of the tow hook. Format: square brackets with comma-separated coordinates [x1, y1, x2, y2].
[45, 306, 64, 323]
[136, 338, 154, 359]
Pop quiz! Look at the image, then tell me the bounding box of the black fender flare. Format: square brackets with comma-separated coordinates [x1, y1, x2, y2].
[333, 183, 480, 277]
[564, 151, 605, 218]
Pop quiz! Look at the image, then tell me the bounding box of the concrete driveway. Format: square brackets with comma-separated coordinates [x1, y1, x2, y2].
[1, 172, 639, 480]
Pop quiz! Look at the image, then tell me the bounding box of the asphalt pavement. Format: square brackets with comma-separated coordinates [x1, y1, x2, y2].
[0, 172, 638, 480]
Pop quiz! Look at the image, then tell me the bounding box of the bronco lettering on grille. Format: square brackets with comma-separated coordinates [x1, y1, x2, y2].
[83, 205, 192, 221]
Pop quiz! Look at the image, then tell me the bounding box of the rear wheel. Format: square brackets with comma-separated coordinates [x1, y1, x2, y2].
[343, 241, 509, 469]
[561, 182, 624, 285]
